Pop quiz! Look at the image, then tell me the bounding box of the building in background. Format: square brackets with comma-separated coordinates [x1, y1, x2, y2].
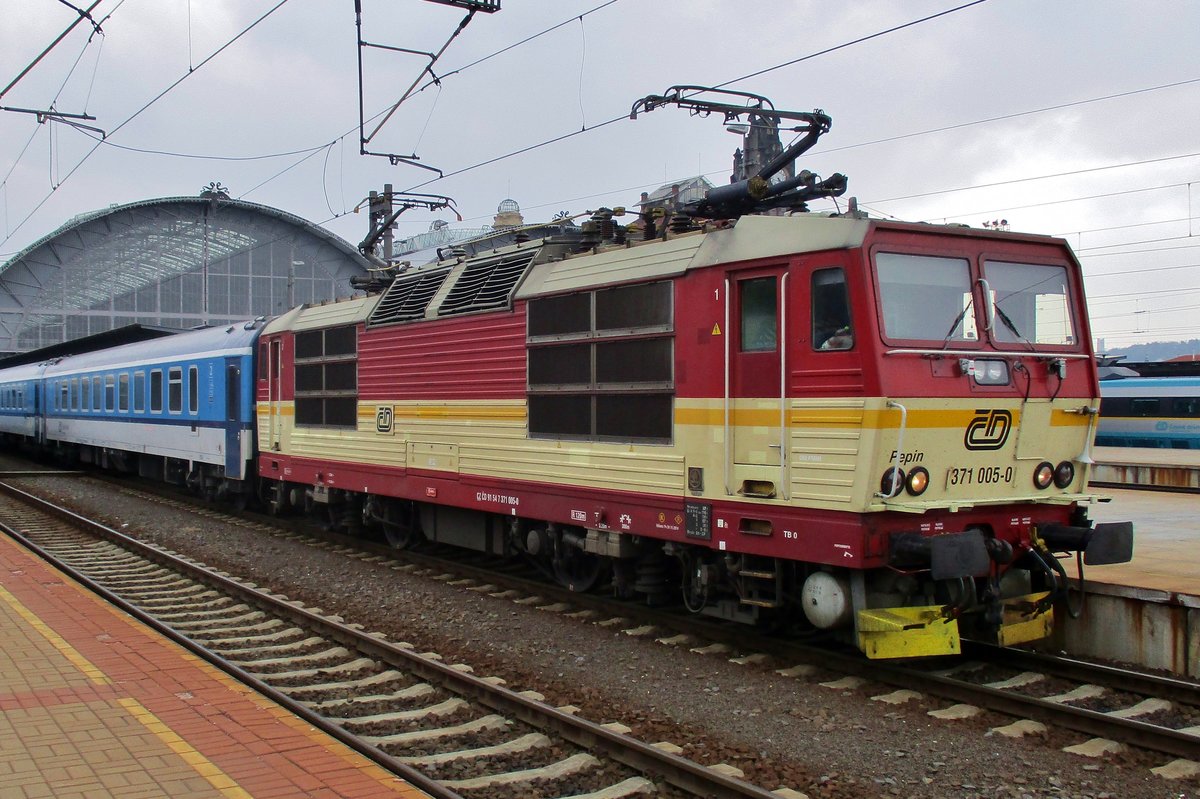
[0, 188, 372, 355]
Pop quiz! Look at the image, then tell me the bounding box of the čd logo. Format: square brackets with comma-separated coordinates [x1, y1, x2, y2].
[964, 409, 1012, 451]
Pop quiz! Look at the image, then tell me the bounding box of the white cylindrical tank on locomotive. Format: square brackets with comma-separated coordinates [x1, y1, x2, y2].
[800, 571, 854, 630]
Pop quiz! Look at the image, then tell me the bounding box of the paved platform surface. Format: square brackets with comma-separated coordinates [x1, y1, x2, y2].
[0, 533, 428, 799]
[1080, 486, 1199, 597]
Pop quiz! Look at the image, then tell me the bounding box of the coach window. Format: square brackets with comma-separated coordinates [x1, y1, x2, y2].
[133, 372, 146, 413]
[92, 376, 102, 411]
[1174, 398, 1200, 417]
[168, 367, 182, 413]
[59, 381, 68, 412]
[812, 268, 854, 350]
[119, 374, 130, 412]
[150, 370, 163, 413]
[104, 375, 116, 411]
[188, 366, 199, 415]
[1130, 398, 1159, 417]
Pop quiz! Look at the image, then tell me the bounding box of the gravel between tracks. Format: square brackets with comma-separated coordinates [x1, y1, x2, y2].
[8, 471, 1195, 799]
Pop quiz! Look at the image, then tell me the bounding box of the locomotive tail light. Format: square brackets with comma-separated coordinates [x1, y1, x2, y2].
[973, 358, 1010, 386]
[905, 467, 930, 496]
[880, 467, 905, 498]
[1033, 461, 1054, 490]
[1053, 461, 1075, 489]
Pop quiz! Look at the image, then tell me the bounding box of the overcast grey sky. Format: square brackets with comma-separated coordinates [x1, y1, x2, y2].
[2, 0, 1198, 349]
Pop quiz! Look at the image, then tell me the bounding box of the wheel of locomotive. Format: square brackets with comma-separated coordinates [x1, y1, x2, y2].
[552, 548, 607, 593]
[380, 499, 421, 550]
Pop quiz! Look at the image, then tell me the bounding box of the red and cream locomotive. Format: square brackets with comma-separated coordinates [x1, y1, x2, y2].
[254, 88, 1133, 658]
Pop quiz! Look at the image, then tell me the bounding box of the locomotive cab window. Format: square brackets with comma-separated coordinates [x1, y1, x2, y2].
[982, 261, 1076, 346]
[876, 253, 975, 341]
[812, 268, 854, 350]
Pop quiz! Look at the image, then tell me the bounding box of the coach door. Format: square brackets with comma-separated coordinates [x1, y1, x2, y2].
[32, 382, 44, 445]
[225, 358, 243, 478]
[726, 267, 788, 496]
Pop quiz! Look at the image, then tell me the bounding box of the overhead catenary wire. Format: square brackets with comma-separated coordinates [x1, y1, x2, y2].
[393, 0, 995, 197]
[0, 0, 104, 101]
[0, 0, 295, 251]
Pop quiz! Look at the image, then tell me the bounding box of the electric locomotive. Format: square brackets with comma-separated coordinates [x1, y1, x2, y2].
[254, 88, 1132, 659]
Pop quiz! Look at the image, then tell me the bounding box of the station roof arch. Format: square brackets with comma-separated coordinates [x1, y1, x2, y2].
[0, 192, 373, 354]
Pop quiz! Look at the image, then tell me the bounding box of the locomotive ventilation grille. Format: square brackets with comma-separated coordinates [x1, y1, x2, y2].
[439, 250, 538, 316]
[367, 250, 538, 327]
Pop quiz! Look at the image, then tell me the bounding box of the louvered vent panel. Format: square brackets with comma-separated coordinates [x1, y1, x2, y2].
[439, 251, 537, 317]
[367, 267, 451, 327]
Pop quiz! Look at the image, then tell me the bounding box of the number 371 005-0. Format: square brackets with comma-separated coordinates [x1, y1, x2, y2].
[946, 465, 1014, 487]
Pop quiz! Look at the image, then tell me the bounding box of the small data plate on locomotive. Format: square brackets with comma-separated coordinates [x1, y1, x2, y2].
[685, 501, 712, 540]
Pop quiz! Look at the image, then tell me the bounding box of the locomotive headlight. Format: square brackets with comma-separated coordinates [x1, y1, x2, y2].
[973, 358, 1009, 386]
[880, 467, 905, 497]
[1033, 461, 1055, 490]
[905, 467, 930, 496]
[1054, 460, 1075, 488]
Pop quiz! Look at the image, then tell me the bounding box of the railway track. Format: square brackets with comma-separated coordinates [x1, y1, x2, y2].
[6, 470, 1200, 783]
[0, 480, 798, 799]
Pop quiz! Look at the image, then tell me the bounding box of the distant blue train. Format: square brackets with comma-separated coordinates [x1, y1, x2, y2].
[1097, 376, 1200, 449]
[0, 322, 262, 497]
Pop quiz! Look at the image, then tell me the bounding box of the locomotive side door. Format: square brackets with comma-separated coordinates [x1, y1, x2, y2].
[265, 338, 282, 451]
[726, 267, 788, 495]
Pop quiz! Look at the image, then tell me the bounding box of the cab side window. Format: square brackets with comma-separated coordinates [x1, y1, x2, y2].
[812, 268, 854, 351]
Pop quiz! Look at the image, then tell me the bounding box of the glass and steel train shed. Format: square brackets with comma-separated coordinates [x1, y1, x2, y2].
[0, 192, 373, 355]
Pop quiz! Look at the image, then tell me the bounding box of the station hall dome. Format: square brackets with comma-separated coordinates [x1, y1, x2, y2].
[0, 192, 373, 354]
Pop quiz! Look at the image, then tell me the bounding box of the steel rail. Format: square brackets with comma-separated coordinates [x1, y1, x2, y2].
[87, 473, 1200, 759]
[0, 481, 462, 799]
[0, 479, 784, 799]
[962, 641, 1200, 706]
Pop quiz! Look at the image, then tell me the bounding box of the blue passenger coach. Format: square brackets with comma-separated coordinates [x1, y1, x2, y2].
[1097, 376, 1200, 449]
[32, 321, 265, 497]
[0, 361, 47, 442]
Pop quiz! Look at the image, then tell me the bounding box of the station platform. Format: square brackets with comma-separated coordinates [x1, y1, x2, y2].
[1091, 445, 1200, 491]
[0, 533, 428, 799]
[1060, 485, 1199, 676]
[1082, 486, 1199, 596]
